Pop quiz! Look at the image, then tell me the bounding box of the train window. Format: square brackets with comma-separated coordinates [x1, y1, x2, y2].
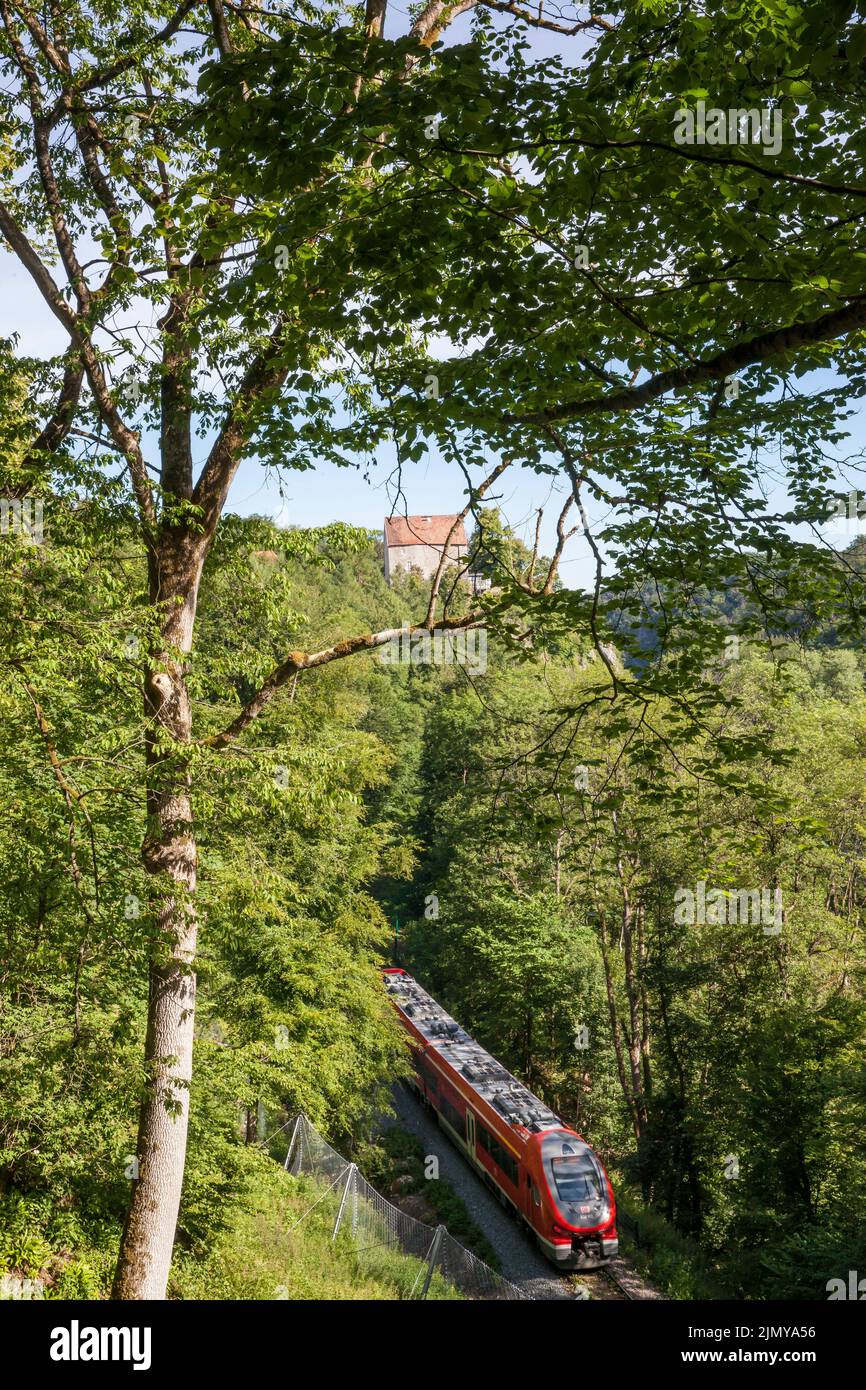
[501, 1149, 518, 1184]
[478, 1124, 518, 1185]
[550, 1155, 603, 1204]
[439, 1095, 466, 1140]
[530, 1182, 541, 1206]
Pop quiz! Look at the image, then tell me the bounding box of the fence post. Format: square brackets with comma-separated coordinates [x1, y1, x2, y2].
[332, 1163, 357, 1242]
[350, 1162, 359, 1238]
[419, 1225, 445, 1300]
[284, 1114, 302, 1171]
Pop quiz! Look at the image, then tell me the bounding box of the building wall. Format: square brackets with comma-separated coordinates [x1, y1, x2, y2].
[385, 542, 467, 583]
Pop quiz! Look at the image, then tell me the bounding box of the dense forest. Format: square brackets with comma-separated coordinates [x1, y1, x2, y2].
[2, 510, 865, 1299]
[2, 0, 866, 1310]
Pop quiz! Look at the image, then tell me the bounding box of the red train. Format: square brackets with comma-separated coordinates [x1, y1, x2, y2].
[384, 968, 618, 1269]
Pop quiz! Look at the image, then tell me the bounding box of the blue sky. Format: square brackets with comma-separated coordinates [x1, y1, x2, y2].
[0, 236, 592, 579]
[0, 9, 606, 584]
[2, 9, 862, 593]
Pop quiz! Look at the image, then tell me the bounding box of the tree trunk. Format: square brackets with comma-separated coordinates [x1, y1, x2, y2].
[596, 907, 642, 1141]
[113, 540, 202, 1299]
[619, 892, 650, 1136]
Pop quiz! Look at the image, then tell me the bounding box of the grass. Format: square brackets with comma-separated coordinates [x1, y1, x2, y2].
[169, 1160, 463, 1300]
[0, 1153, 465, 1301]
[355, 1123, 501, 1269]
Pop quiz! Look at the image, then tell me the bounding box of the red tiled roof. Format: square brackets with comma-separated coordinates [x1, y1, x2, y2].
[384, 514, 468, 548]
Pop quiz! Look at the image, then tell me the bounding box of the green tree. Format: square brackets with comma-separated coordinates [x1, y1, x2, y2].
[4, 0, 866, 1301]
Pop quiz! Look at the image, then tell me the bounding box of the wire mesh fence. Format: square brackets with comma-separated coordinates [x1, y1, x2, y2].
[282, 1113, 531, 1301]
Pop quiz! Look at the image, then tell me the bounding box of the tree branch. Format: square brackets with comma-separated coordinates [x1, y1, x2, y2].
[409, 0, 479, 50]
[0, 200, 156, 530]
[72, 0, 199, 99]
[517, 295, 866, 423]
[207, 0, 234, 55]
[191, 328, 292, 544]
[540, 495, 577, 595]
[204, 483, 576, 754]
[423, 456, 511, 626]
[479, 1, 613, 35]
[22, 356, 84, 470]
[201, 611, 493, 751]
[1, 2, 91, 307]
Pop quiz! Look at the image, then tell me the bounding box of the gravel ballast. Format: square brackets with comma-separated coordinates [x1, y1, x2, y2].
[383, 1083, 576, 1301]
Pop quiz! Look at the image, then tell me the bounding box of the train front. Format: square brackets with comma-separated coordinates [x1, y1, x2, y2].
[532, 1130, 619, 1269]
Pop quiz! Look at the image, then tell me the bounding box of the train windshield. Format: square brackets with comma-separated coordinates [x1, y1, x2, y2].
[550, 1155, 604, 1204]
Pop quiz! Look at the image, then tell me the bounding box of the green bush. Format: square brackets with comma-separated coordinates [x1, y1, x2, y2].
[615, 1189, 730, 1300]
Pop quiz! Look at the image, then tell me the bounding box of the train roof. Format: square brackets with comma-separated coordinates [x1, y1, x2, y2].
[384, 970, 564, 1137]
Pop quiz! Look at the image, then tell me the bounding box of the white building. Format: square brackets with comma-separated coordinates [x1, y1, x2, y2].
[384, 514, 468, 583]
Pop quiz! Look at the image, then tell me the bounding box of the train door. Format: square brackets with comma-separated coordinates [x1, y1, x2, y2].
[466, 1109, 476, 1156]
[527, 1173, 542, 1228]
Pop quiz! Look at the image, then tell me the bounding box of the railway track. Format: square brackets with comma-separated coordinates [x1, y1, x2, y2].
[599, 1263, 636, 1300]
[572, 1267, 632, 1301]
[572, 1257, 665, 1301]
